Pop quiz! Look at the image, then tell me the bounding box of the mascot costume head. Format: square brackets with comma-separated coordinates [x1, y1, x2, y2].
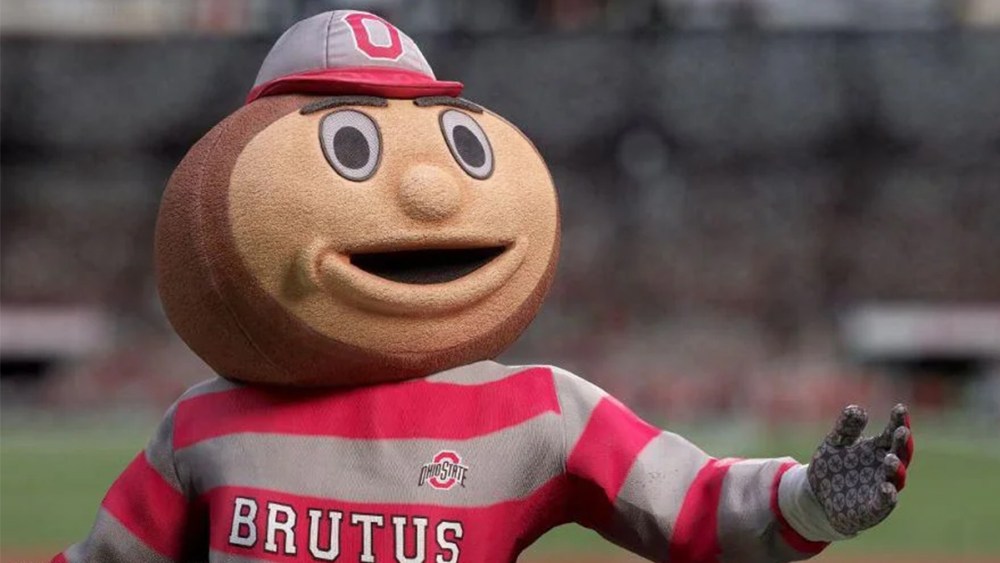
[156, 11, 560, 387]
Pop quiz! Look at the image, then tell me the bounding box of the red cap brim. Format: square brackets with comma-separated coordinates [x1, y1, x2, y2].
[246, 67, 463, 104]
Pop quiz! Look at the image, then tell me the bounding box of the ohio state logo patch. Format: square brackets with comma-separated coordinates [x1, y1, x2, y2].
[418, 451, 469, 490]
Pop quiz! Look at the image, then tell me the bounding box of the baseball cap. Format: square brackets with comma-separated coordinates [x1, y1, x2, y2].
[247, 10, 463, 104]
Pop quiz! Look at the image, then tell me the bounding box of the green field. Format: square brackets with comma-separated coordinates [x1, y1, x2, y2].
[2, 412, 998, 561]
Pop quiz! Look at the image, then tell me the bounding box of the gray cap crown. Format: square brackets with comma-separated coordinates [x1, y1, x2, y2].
[254, 10, 436, 90]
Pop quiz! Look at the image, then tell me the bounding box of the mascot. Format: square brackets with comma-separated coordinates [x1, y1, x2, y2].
[56, 11, 913, 563]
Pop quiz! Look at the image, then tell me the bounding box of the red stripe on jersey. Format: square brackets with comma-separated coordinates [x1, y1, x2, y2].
[174, 367, 559, 449]
[101, 452, 190, 558]
[565, 397, 660, 529]
[204, 478, 570, 562]
[50, 553, 67, 563]
[771, 462, 829, 555]
[669, 457, 738, 563]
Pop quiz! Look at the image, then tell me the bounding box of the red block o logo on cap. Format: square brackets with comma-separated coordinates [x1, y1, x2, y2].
[345, 12, 404, 61]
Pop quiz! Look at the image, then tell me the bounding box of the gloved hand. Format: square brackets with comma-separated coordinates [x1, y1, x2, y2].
[807, 404, 914, 536]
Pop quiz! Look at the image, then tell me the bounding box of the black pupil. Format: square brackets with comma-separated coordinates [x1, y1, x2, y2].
[333, 126, 370, 170]
[453, 125, 485, 168]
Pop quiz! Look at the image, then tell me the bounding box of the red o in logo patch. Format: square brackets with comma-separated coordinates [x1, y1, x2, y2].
[429, 451, 462, 490]
[344, 13, 404, 61]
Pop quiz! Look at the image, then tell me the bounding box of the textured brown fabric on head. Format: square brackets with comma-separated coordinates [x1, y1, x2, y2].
[155, 95, 560, 387]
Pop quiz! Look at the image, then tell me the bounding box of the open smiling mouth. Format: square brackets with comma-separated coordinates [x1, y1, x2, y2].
[350, 246, 507, 285]
[312, 237, 527, 315]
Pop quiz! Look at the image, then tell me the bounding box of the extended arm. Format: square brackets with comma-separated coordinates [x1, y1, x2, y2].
[553, 368, 910, 562]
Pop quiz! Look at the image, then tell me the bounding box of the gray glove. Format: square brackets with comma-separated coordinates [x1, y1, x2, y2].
[807, 404, 913, 536]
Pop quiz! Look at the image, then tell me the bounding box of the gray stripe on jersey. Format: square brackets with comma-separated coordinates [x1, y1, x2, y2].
[611, 431, 711, 562]
[425, 360, 527, 385]
[145, 401, 183, 493]
[550, 366, 607, 453]
[180, 376, 242, 400]
[64, 508, 172, 563]
[209, 550, 261, 563]
[717, 457, 804, 563]
[62, 544, 86, 562]
[176, 412, 563, 506]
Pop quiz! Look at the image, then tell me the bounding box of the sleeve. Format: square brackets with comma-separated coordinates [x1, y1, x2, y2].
[52, 401, 203, 563]
[551, 367, 829, 563]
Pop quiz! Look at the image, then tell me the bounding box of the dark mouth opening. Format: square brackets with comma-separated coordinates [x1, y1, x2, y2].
[350, 246, 507, 285]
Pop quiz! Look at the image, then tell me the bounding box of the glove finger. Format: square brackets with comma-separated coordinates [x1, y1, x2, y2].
[876, 404, 909, 448]
[884, 453, 907, 490]
[870, 480, 899, 515]
[876, 404, 908, 448]
[890, 426, 914, 466]
[827, 405, 869, 447]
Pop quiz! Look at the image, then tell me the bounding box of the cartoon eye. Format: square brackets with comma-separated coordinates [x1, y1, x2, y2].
[440, 110, 493, 180]
[320, 110, 381, 182]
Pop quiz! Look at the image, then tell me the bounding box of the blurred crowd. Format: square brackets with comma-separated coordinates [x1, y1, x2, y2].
[3, 0, 1000, 33]
[2, 1, 999, 422]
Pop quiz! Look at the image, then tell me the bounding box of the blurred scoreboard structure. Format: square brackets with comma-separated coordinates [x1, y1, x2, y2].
[839, 306, 1000, 416]
[842, 306, 1000, 375]
[0, 307, 115, 379]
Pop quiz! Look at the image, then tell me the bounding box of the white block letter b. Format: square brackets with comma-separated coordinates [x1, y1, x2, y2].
[229, 497, 258, 547]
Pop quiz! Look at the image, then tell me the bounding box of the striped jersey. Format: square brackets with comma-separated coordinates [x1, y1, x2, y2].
[55, 361, 828, 562]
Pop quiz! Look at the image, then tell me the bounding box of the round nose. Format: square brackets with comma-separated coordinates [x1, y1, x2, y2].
[397, 164, 461, 222]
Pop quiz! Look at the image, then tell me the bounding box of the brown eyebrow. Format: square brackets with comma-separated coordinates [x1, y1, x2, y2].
[300, 96, 388, 115]
[413, 96, 483, 114]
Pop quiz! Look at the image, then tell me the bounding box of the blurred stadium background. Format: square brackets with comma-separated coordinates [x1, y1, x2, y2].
[1, 0, 999, 561]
